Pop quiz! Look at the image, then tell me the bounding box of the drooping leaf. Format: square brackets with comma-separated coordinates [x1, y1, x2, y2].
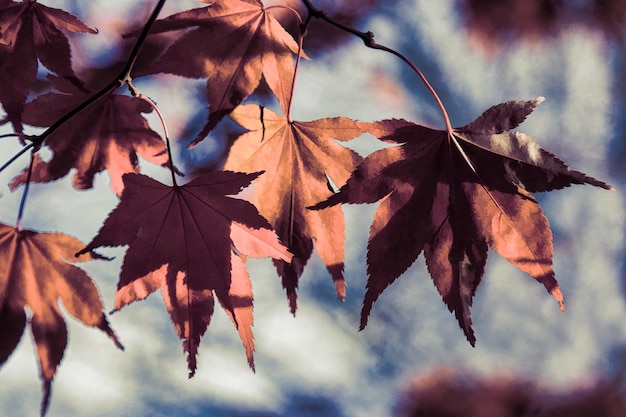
[224, 104, 363, 313]
[10, 76, 170, 195]
[312, 98, 612, 345]
[0, 0, 96, 132]
[0, 222, 122, 416]
[78, 171, 292, 374]
[138, 0, 301, 145]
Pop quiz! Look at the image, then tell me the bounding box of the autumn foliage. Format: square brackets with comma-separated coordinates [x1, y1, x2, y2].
[0, 0, 614, 415]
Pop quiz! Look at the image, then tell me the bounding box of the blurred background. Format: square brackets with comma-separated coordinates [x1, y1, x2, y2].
[1, 0, 625, 416]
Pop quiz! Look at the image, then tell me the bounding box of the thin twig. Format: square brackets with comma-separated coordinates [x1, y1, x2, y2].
[8, 0, 168, 160]
[0, 143, 33, 174]
[1, 0, 168, 229]
[120, 0, 167, 82]
[0, 132, 24, 140]
[300, 0, 453, 134]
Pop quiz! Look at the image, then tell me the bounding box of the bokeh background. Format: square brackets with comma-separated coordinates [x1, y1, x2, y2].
[1, 0, 625, 416]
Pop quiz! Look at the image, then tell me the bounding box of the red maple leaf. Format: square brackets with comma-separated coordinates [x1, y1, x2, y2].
[78, 170, 292, 373]
[0, 0, 96, 132]
[10, 76, 170, 195]
[137, 0, 301, 146]
[312, 98, 612, 344]
[0, 222, 122, 415]
[224, 104, 364, 313]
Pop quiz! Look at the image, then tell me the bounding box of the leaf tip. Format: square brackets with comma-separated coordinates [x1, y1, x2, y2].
[97, 316, 124, 351]
[550, 287, 566, 311]
[40, 379, 52, 417]
[358, 313, 369, 332]
[187, 352, 198, 379]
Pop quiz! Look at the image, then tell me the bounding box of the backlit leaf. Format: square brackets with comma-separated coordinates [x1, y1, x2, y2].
[225, 104, 363, 313]
[10, 77, 170, 195]
[0, 1, 96, 131]
[0, 223, 121, 415]
[78, 171, 292, 374]
[312, 98, 612, 345]
[138, 0, 301, 145]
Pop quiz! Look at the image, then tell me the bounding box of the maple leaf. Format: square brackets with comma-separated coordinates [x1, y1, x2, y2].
[224, 104, 363, 313]
[0, 0, 96, 132]
[138, 0, 301, 146]
[10, 76, 170, 195]
[77, 171, 292, 374]
[312, 98, 612, 345]
[0, 222, 122, 416]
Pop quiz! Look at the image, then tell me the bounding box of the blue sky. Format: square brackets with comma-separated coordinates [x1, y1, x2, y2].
[1, 1, 625, 416]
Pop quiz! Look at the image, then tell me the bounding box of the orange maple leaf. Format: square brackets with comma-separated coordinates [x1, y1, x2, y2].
[224, 104, 364, 313]
[10, 76, 170, 195]
[0, 222, 122, 416]
[138, 0, 301, 146]
[78, 171, 292, 374]
[0, 0, 96, 132]
[312, 98, 612, 345]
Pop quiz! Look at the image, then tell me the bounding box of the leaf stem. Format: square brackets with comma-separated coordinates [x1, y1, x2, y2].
[265, 5, 303, 23]
[136, 94, 178, 187]
[264, 5, 304, 122]
[15, 151, 35, 231]
[300, 0, 454, 133]
[0, 143, 33, 175]
[286, 17, 308, 122]
[370, 43, 454, 134]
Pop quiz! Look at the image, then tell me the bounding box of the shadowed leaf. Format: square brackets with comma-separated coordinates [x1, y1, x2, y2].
[312, 98, 611, 344]
[136, 0, 301, 145]
[10, 76, 170, 195]
[0, 1, 96, 132]
[0, 222, 121, 416]
[78, 171, 291, 374]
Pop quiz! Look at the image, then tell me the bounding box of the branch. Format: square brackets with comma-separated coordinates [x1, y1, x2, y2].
[29, 0, 167, 150]
[119, 0, 167, 82]
[0, 143, 32, 174]
[300, 0, 453, 134]
[0, 0, 168, 226]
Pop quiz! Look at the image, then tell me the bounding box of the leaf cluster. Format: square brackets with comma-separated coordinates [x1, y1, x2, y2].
[0, 0, 613, 415]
